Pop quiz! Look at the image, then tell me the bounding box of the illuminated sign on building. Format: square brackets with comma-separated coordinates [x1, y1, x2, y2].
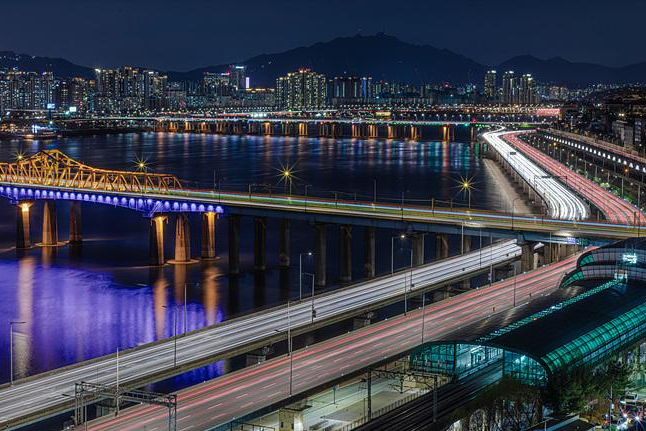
[622, 253, 638, 265]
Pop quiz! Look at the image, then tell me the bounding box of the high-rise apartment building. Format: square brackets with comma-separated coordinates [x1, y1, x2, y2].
[501, 71, 515, 104]
[94, 67, 168, 113]
[275, 69, 327, 110]
[484, 70, 497, 100]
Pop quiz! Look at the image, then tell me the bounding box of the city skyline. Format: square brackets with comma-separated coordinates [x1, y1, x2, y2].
[1, 0, 645, 71]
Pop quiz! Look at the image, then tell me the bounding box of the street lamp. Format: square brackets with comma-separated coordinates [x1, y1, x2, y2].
[299, 251, 313, 300]
[9, 321, 26, 386]
[162, 305, 179, 368]
[391, 233, 406, 273]
[372, 179, 377, 203]
[282, 169, 293, 195]
[303, 272, 316, 323]
[304, 184, 312, 211]
[401, 248, 414, 315]
[420, 293, 426, 344]
[275, 300, 293, 396]
[460, 179, 472, 208]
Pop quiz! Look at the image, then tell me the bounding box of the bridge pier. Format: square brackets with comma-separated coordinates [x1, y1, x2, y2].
[339, 225, 352, 283]
[410, 125, 422, 140]
[279, 406, 305, 431]
[436, 233, 449, 259]
[460, 236, 472, 290]
[520, 241, 536, 273]
[16, 202, 31, 249]
[69, 201, 82, 245]
[245, 345, 273, 367]
[41, 201, 58, 246]
[228, 215, 241, 275]
[201, 212, 216, 259]
[353, 311, 375, 329]
[364, 227, 376, 279]
[411, 233, 425, 266]
[149, 215, 166, 266]
[315, 223, 327, 287]
[279, 219, 290, 267]
[254, 217, 267, 271]
[173, 213, 192, 263]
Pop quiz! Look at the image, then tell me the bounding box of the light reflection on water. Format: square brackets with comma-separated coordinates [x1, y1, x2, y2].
[0, 256, 225, 383]
[0, 131, 502, 386]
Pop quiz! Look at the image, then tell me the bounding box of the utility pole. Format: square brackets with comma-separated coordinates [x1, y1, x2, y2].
[9, 321, 26, 386]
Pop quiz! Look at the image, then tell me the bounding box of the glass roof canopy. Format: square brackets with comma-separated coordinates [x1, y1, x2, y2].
[410, 237, 646, 386]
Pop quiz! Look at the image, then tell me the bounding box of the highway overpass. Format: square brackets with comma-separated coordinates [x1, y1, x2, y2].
[0, 239, 522, 430]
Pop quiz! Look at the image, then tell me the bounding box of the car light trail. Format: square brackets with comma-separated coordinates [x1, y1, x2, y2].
[483, 129, 589, 221]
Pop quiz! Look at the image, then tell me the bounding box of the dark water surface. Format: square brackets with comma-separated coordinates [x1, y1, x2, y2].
[0, 131, 504, 385]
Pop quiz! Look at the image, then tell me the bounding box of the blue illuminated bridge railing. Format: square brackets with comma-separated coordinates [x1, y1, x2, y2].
[0, 185, 224, 216]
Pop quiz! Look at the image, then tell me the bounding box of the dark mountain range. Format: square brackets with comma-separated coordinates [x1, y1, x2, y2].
[499, 54, 646, 86]
[0, 51, 94, 79]
[167, 33, 487, 86]
[2, 34, 645, 87]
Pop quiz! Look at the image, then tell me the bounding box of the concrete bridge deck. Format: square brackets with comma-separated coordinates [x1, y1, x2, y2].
[83, 252, 580, 431]
[0, 240, 521, 430]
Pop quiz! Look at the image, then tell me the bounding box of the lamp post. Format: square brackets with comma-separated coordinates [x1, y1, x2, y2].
[9, 321, 26, 386]
[274, 301, 294, 396]
[461, 179, 472, 208]
[391, 233, 406, 274]
[420, 293, 426, 344]
[299, 252, 313, 300]
[304, 273, 316, 323]
[163, 305, 178, 368]
[372, 179, 377, 203]
[304, 184, 311, 211]
[116, 346, 120, 416]
[282, 169, 292, 195]
[402, 248, 413, 315]
[513, 264, 517, 307]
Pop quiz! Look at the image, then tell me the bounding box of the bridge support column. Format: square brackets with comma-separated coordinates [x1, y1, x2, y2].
[520, 241, 535, 273]
[565, 244, 579, 258]
[543, 243, 555, 265]
[279, 219, 290, 267]
[201, 212, 216, 259]
[254, 217, 267, 271]
[149, 215, 166, 266]
[460, 236, 472, 289]
[412, 233, 424, 266]
[339, 225, 352, 283]
[315, 223, 327, 287]
[228, 215, 240, 274]
[69, 201, 82, 244]
[16, 202, 31, 249]
[353, 311, 375, 330]
[173, 213, 191, 263]
[245, 345, 273, 367]
[435, 233, 449, 259]
[279, 407, 305, 431]
[364, 227, 376, 279]
[433, 289, 450, 302]
[42, 201, 58, 246]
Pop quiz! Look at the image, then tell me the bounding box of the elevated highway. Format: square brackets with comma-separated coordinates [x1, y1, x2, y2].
[0, 240, 521, 430]
[84, 254, 580, 431]
[0, 150, 642, 248]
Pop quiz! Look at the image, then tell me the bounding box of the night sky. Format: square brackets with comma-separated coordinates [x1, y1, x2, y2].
[1, 0, 644, 71]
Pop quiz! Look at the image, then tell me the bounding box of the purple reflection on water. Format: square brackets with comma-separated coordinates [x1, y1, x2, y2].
[0, 256, 224, 384]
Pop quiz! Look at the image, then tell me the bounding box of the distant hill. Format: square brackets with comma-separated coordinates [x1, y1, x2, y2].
[167, 33, 487, 86]
[2, 35, 646, 87]
[0, 51, 94, 78]
[499, 54, 646, 86]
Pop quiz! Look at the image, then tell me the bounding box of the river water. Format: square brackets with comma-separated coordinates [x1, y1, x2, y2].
[0, 130, 511, 386]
